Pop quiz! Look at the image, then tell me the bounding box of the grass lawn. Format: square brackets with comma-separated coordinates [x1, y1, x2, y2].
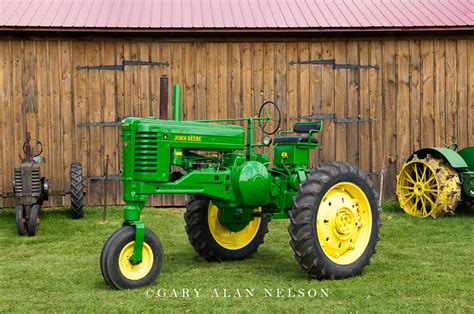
[0, 201, 473, 312]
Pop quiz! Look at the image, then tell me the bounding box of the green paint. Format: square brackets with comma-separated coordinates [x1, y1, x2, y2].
[121, 86, 323, 263]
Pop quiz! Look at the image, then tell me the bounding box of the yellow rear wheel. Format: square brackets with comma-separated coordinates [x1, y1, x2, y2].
[208, 202, 262, 250]
[396, 156, 461, 218]
[185, 197, 269, 261]
[316, 182, 372, 265]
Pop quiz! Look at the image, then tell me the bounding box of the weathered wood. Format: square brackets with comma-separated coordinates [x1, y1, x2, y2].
[0, 37, 473, 207]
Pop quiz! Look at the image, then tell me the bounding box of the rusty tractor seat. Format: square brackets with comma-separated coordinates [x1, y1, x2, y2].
[275, 121, 322, 145]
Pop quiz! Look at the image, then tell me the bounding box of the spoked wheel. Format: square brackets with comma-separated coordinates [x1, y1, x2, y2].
[15, 205, 27, 236]
[27, 204, 41, 236]
[70, 163, 84, 219]
[184, 197, 269, 261]
[257, 101, 281, 135]
[396, 155, 461, 218]
[289, 161, 381, 279]
[100, 226, 164, 290]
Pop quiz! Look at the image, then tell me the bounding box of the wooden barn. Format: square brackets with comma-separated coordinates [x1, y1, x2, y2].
[0, 0, 473, 207]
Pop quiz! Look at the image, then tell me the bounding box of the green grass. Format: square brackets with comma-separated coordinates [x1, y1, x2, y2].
[0, 202, 473, 312]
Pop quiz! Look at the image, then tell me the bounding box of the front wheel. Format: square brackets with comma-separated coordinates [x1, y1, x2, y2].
[100, 226, 164, 290]
[27, 204, 41, 236]
[288, 161, 381, 279]
[15, 205, 27, 236]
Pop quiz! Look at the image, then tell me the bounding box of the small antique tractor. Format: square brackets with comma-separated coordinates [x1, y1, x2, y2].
[14, 132, 85, 236]
[396, 145, 474, 218]
[100, 84, 381, 290]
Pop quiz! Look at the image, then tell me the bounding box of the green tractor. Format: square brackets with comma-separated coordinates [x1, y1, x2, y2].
[100, 84, 381, 290]
[396, 145, 474, 218]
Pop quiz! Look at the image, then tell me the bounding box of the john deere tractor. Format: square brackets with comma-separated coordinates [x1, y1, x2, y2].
[100, 84, 381, 290]
[396, 145, 474, 218]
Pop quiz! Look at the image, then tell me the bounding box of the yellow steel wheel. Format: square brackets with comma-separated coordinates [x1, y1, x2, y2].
[316, 182, 372, 265]
[208, 202, 261, 250]
[118, 241, 154, 281]
[396, 156, 461, 218]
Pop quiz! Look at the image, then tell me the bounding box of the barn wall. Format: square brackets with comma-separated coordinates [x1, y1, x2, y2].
[0, 36, 473, 207]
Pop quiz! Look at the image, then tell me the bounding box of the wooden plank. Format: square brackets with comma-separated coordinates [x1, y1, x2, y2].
[409, 40, 422, 152]
[456, 39, 468, 148]
[469, 39, 474, 146]
[71, 40, 88, 203]
[421, 40, 435, 148]
[102, 41, 117, 205]
[241, 43, 252, 123]
[369, 40, 383, 185]
[434, 40, 446, 147]
[59, 41, 73, 205]
[334, 41, 347, 162]
[309, 42, 323, 164]
[382, 40, 397, 198]
[262, 42, 274, 146]
[184, 42, 196, 120]
[321, 41, 335, 162]
[114, 42, 125, 205]
[23, 41, 38, 140]
[397, 40, 410, 172]
[274, 42, 286, 135]
[286, 42, 298, 131]
[229, 43, 241, 120]
[346, 41, 359, 167]
[85, 41, 102, 205]
[358, 41, 370, 173]
[218, 43, 229, 120]
[138, 42, 151, 117]
[207, 43, 219, 120]
[0, 41, 12, 206]
[252, 42, 264, 130]
[298, 42, 311, 161]
[195, 42, 207, 120]
[445, 40, 457, 145]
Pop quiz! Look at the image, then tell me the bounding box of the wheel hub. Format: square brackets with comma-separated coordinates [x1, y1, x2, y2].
[334, 209, 356, 236]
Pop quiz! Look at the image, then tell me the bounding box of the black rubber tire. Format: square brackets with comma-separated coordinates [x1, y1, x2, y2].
[101, 226, 164, 290]
[184, 197, 269, 261]
[70, 163, 84, 219]
[288, 161, 381, 280]
[27, 204, 41, 236]
[15, 205, 27, 236]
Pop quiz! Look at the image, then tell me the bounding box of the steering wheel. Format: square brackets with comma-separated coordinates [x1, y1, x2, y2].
[257, 101, 281, 135]
[23, 140, 43, 157]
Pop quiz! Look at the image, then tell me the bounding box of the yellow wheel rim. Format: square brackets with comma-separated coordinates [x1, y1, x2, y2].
[118, 241, 154, 280]
[316, 182, 372, 265]
[208, 201, 261, 250]
[396, 157, 461, 218]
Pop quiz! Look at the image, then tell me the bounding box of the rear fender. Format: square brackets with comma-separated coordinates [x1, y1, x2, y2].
[408, 147, 468, 171]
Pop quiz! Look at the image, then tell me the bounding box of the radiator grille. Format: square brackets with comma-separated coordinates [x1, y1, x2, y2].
[134, 131, 158, 173]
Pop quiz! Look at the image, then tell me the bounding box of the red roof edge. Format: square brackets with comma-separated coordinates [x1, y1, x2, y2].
[0, 26, 473, 33]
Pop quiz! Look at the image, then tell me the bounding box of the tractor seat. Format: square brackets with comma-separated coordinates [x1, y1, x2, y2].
[274, 136, 318, 144]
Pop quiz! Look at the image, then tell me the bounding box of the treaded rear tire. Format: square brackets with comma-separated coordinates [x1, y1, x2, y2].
[70, 163, 84, 219]
[184, 196, 269, 261]
[288, 161, 381, 280]
[27, 204, 41, 236]
[16, 205, 27, 236]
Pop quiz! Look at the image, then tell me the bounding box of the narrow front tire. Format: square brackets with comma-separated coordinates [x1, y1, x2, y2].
[101, 226, 164, 290]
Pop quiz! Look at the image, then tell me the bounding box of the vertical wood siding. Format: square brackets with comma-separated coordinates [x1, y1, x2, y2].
[0, 37, 472, 207]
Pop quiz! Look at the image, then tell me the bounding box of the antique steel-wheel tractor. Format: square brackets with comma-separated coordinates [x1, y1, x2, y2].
[100, 84, 381, 290]
[14, 132, 85, 236]
[396, 145, 474, 218]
